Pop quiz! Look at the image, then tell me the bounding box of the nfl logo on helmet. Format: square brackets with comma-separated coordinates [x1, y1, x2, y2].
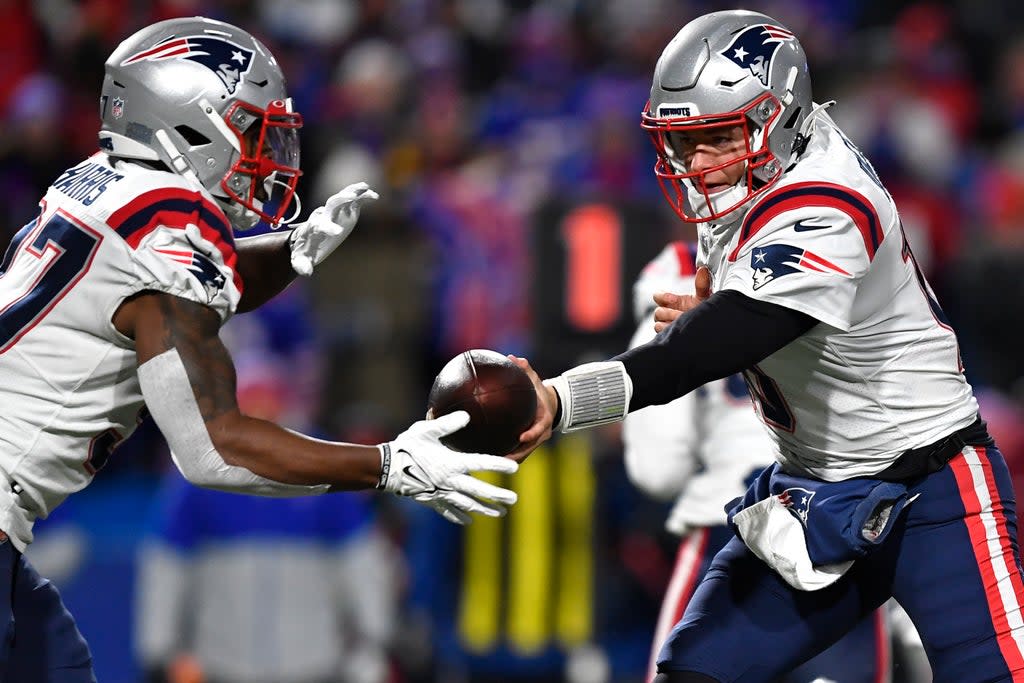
[120, 35, 255, 94]
[719, 24, 795, 86]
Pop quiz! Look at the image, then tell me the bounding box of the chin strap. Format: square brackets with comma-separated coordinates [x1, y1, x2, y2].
[268, 173, 302, 227]
[154, 129, 201, 184]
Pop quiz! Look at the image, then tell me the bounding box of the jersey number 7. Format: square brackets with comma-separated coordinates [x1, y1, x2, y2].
[0, 210, 103, 353]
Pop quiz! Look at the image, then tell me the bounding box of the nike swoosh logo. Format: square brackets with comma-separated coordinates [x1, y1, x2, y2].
[398, 450, 438, 494]
[793, 220, 832, 232]
[403, 466, 437, 493]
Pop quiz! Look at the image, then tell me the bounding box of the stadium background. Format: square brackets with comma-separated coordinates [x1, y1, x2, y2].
[3, 0, 1024, 681]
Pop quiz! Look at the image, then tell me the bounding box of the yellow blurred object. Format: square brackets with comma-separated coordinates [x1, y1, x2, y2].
[457, 434, 596, 655]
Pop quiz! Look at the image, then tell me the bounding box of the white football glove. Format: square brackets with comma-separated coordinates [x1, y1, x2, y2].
[378, 411, 519, 525]
[289, 181, 379, 276]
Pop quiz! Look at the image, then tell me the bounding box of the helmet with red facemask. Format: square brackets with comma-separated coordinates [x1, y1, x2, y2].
[642, 10, 812, 224]
[99, 17, 302, 228]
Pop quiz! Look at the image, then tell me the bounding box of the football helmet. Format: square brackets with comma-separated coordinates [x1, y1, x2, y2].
[642, 10, 812, 223]
[99, 17, 302, 227]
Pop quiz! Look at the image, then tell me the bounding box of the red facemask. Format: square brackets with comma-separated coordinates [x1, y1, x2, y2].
[221, 99, 303, 227]
[642, 92, 783, 223]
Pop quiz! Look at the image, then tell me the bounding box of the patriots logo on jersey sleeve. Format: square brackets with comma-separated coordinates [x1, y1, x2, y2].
[719, 24, 795, 86]
[153, 245, 227, 298]
[750, 244, 852, 290]
[121, 36, 254, 94]
[778, 487, 815, 525]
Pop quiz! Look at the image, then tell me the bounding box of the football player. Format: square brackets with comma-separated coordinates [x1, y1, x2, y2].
[508, 9, 1023, 683]
[624, 242, 890, 683]
[0, 17, 516, 681]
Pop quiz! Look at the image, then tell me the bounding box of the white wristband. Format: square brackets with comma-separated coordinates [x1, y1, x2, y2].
[543, 376, 571, 432]
[544, 361, 632, 433]
[377, 442, 392, 490]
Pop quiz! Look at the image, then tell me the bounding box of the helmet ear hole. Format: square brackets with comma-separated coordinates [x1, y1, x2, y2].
[175, 125, 211, 147]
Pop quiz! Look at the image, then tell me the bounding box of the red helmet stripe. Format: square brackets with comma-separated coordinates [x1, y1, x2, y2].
[121, 38, 190, 65]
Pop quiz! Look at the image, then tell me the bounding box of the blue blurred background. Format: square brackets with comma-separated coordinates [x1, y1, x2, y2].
[4, 0, 1024, 681]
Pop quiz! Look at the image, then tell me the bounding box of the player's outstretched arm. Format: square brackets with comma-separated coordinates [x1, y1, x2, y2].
[127, 290, 381, 488]
[232, 182, 379, 313]
[116, 291, 516, 522]
[233, 230, 295, 313]
[507, 291, 817, 449]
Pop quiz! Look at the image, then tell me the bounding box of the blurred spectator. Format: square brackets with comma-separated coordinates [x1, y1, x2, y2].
[410, 156, 532, 379]
[135, 471, 400, 683]
[948, 137, 1024, 405]
[0, 73, 67, 246]
[0, 2, 42, 113]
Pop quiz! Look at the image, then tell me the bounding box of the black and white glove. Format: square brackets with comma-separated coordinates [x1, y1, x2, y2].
[289, 182, 379, 276]
[378, 411, 519, 525]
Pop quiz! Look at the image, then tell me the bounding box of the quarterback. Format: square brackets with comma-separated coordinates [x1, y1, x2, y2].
[0, 17, 516, 681]
[624, 242, 890, 683]
[511, 9, 1023, 683]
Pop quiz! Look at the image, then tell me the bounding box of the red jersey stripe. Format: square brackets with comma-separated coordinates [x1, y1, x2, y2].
[800, 250, 852, 275]
[107, 188, 241, 293]
[729, 182, 883, 262]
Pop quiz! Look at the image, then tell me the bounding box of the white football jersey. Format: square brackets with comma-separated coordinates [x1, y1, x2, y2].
[624, 242, 770, 531]
[0, 152, 240, 549]
[696, 110, 978, 481]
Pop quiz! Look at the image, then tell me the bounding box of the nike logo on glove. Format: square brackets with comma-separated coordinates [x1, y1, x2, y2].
[398, 450, 438, 494]
[402, 465, 437, 493]
[793, 220, 832, 232]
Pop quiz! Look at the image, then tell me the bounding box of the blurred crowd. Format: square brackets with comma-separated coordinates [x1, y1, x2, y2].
[4, 0, 1024, 681]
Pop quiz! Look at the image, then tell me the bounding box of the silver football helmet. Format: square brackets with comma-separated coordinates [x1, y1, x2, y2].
[642, 10, 813, 223]
[99, 16, 302, 227]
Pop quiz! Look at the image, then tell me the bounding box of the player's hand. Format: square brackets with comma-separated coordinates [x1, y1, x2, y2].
[289, 182, 379, 276]
[506, 355, 557, 463]
[653, 265, 712, 333]
[380, 411, 519, 525]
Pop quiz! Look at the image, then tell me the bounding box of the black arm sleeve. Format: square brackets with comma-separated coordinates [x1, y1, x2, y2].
[613, 290, 818, 412]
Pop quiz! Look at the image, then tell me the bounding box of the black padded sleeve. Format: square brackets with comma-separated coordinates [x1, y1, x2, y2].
[613, 290, 817, 411]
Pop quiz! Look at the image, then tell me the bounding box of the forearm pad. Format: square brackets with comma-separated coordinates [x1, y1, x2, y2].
[544, 361, 632, 432]
[138, 349, 328, 496]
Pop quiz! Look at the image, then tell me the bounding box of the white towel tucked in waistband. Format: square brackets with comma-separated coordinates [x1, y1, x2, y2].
[732, 495, 854, 591]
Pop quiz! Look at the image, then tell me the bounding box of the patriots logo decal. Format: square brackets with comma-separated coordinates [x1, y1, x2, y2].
[154, 245, 227, 299]
[720, 24, 795, 87]
[121, 36, 254, 94]
[750, 244, 852, 290]
[778, 487, 814, 525]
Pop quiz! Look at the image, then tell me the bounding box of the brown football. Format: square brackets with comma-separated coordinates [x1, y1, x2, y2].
[427, 349, 538, 455]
